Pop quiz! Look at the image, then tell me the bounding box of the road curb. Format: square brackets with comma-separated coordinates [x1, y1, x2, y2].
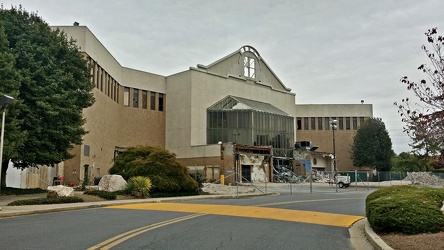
[363, 218, 394, 250]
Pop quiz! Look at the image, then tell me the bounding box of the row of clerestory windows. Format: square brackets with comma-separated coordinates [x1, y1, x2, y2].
[89, 57, 120, 103]
[296, 117, 366, 131]
[123, 87, 164, 111]
[87, 57, 164, 112]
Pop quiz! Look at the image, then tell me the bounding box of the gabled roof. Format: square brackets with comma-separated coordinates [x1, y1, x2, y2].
[196, 45, 292, 92]
[208, 95, 289, 116]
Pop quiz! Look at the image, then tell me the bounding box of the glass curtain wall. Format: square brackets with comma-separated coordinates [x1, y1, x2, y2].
[207, 110, 294, 157]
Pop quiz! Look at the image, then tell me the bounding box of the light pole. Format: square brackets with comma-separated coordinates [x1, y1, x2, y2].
[0, 94, 15, 193]
[330, 119, 338, 192]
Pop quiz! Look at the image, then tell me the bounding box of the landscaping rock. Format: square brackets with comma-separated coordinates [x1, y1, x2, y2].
[98, 175, 127, 192]
[47, 185, 74, 197]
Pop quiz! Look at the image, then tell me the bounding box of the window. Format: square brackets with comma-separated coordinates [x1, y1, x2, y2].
[243, 56, 255, 78]
[297, 117, 302, 130]
[346, 117, 350, 130]
[123, 87, 130, 106]
[318, 117, 323, 130]
[142, 90, 147, 109]
[311, 117, 316, 130]
[158, 93, 164, 112]
[304, 117, 309, 130]
[84, 145, 90, 157]
[325, 117, 330, 130]
[150, 92, 156, 110]
[353, 117, 358, 130]
[133, 88, 139, 108]
[339, 117, 344, 130]
[360, 117, 365, 127]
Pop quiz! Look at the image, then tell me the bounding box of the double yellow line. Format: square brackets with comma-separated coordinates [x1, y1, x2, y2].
[87, 213, 205, 250]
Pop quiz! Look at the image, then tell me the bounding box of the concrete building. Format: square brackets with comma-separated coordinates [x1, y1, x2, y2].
[43, 25, 373, 186]
[295, 104, 373, 173]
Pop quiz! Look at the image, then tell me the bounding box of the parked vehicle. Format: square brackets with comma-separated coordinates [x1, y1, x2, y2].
[335, 175, 351, 188]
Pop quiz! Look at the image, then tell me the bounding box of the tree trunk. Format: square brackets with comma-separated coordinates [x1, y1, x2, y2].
[1, 160, 9, 189]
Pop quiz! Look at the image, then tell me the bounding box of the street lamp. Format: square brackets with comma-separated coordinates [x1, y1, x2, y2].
[330, 119, 338, 192]
[0, 95, 15, 193]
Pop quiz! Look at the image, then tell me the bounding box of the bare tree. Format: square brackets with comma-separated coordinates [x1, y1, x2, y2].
[395, 27, 444, 170]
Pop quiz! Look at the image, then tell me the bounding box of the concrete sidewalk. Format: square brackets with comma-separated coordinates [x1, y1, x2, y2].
[0, 191, 392, 250]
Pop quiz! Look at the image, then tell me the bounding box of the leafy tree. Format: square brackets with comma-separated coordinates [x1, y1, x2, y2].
[395, 27, 444, 168]
[350, 118, 394, 171]
[391, 152, 428, 172]
[0, 6, 95, 188]
[109, 146, 198, 193]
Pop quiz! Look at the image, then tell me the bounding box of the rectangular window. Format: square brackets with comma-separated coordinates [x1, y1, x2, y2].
[325, 117, 330, 130]
[318, 117, 323, 130]
[304, 117, 309, 130]
[346, 117, 351, 130]
[339, 117, 344, 130]
[158, 93, 164, 112]
[243, 56, 255, 78]
[83, 145, 90, 157]
[360, 117, 365, 127]
[150, 92, 156, 110]
[133, 88, 139, 108]
[311, 117, 316, 130]
[296, 117, 302, 130]
[123, 87, 130, 106]
[142, 90, 147, 109]
[353, 117, 358, 130]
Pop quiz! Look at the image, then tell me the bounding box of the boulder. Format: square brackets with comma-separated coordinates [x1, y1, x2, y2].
[98, 175, 127, 192]
[441, 201, 444, 214]
[47, 185, 74, 197]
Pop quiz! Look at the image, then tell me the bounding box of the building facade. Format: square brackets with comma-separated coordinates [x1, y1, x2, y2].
[295, 104, 373, 173]
[46, 25, 373, 186]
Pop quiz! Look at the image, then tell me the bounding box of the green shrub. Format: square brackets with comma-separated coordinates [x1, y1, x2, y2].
[0, 187, 47, 195]
[84, 190, 117, 200]
[8, 196, 84, 206]
[127, 176, 152, 198]
[190, 171, 206, 189]
[366, 185, 444, 234]
[109, 146, 198, 193]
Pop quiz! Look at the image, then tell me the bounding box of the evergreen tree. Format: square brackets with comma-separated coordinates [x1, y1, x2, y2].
[351, 118, 394, 171]
[110, 146, 198, 193]
[0, 6, 94, 188]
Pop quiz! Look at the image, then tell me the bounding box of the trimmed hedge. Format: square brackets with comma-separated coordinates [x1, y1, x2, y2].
[8, 196, 84, 206]
[366, 185, 444, 234]
[84, 190, 117, 200]
[0, 187, 47, 195]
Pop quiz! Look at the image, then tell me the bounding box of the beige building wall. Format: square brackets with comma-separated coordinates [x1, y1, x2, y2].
[58, 26, 166, 185]
[166, 47, 296, 161]
[295, 104, 373, 171]
[52, 25, 375, 185]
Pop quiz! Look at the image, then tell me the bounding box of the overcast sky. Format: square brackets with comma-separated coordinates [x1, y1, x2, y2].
[3, 0, 444, 154]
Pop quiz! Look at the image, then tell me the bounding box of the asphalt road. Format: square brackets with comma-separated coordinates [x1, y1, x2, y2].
[0, 186, 374, 249]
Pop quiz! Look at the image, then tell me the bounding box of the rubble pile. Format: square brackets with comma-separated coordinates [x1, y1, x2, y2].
[403, 172, 444, 186]
[201, 183, 256, 194]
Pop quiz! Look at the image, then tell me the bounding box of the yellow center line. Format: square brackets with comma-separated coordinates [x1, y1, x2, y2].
[105, 203, 363, 228]
[87, 213, 205, 250]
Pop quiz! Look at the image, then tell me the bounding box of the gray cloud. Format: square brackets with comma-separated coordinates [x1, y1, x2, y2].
[4, 0, 444, 153]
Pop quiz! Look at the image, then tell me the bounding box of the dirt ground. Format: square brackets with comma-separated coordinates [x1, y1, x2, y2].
[380, 232, 444, 250]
